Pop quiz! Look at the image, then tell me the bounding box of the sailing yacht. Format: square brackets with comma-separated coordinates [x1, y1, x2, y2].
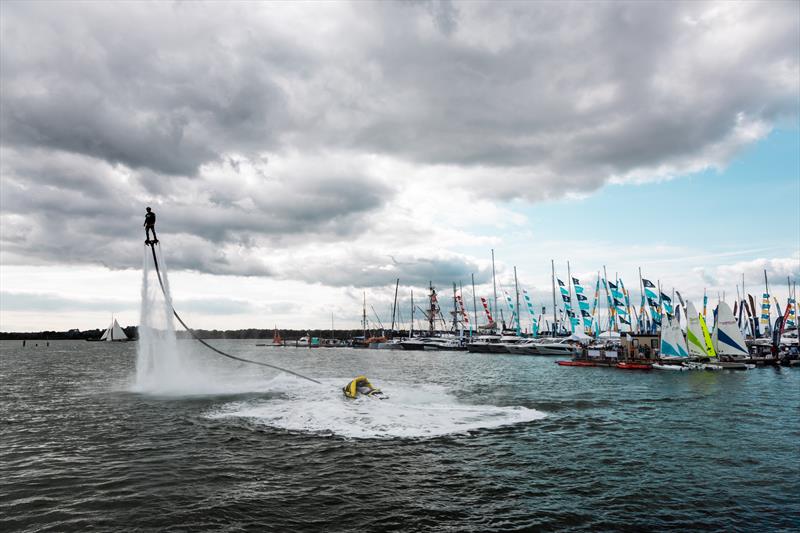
[99, 318, 130, 342]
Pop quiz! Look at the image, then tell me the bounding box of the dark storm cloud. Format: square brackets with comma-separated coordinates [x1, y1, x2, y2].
[3, 1, 796, 183]
[1, 1, 797, 278]
[0, 1, 298, 176]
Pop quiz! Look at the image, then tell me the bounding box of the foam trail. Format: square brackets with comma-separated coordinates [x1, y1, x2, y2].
[208, 378, 547, 440]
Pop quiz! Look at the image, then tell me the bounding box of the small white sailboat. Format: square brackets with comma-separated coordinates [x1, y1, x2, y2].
[673, 302, 722, 370]
[709, 301, 753, 369]
[659, 315, 689, 358]
[686, 302, 712, 358]
[100, 318, 129, 342]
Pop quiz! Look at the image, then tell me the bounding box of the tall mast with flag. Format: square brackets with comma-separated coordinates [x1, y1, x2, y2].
[551, 259, 557, 335]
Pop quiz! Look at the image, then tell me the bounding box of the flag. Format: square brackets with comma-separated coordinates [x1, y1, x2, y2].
[642, 279, 656, 288]
[660, 292, 672, 302]
[557, 279, 565, 287]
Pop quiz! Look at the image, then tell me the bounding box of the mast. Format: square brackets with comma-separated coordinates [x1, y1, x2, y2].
[567, 261, 574, 334]
[514, 266, 521, 335]
[551, 259, 557, 336]
[491, 249, 497, 324]
[602, 265, 613, 332]
[410, 289, 414, 338]
[471, 273, 478, 337]
[362, 292, 367, 339]
[331, 312, 334, 341]
[452, 282, 458, 333]
[428, 281, 436, 335]
[390, 278, 399, 334]
[638, 266, 646, 334]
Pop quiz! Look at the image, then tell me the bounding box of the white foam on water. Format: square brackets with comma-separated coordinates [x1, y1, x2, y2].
[206, 377, 546, 439]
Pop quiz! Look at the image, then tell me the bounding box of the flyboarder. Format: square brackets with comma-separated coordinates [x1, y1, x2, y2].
[144, 207, 158, 244]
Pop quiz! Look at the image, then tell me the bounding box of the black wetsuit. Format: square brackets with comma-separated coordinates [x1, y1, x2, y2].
[145, 211, 157, 242]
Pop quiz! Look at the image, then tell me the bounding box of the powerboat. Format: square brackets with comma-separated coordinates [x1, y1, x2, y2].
[506, 338, 540, 355]
[466, 335, 503, 353]
[422, 337, 465, 351]
[342, 375, 386, 399]
[532, 338, 579, 356]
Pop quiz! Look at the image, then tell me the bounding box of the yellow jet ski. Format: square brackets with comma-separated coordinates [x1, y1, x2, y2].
[342, 375, 386, 399]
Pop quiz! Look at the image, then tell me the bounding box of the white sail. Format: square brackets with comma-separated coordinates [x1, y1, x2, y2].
[686, 302, 709, 357]
[659, 315, 675, 356]
[659, 315, 688, 357]
[101, 318, 129, 341]
[673, 317, 689, 357]
[713, 302, 748, 357]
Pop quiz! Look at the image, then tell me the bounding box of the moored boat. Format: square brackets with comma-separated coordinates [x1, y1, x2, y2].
[616, 362, 652, 370]
[556, 360, 597, 367]
[652, 363, 688, 371]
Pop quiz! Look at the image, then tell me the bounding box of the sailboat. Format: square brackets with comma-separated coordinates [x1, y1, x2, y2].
[272, 326, 284, 346]
[678, 302, 721, 370]
[710, 301, 752, 369]
[653, 315, 690, 370]
[658, 315, 689, 358]
[99, 318, 130, 342]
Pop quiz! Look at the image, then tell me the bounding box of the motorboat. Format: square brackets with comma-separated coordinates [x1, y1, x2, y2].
[532, 338, 579, 356]
[652, 363, 688, 371]
[466, 335, 503, 353]
[422, 337, 465, 351]
[506, 338, 540, 355]
[399, 337, 429, 351]
[342, 375, 386, 399]
[469, 335, 523, 354]
[616, 362, 652, 370]
[320, 338, 344, 347]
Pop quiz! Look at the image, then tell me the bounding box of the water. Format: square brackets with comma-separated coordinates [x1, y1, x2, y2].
[2, 340, 799, 531]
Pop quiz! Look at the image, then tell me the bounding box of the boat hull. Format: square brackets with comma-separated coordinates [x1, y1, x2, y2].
[557, 360, 597, 367]
[616, 362, 653, 370]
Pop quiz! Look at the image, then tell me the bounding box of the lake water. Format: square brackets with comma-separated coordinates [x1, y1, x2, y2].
[1, 340, 798, 531]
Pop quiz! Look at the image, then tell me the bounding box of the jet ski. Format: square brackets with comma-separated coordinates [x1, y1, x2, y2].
[343, 375, 386, 399]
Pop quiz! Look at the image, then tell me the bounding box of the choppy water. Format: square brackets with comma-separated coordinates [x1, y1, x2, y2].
[1, 340, 799, 531]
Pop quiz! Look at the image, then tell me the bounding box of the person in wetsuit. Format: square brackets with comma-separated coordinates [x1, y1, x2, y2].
[144, 207, 158, 243]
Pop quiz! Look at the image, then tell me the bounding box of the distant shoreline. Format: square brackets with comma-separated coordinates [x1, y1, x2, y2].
[0, 328, 396, 341]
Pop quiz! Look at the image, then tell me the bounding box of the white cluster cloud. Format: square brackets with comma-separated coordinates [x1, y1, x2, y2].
[0, 1, 798, 327]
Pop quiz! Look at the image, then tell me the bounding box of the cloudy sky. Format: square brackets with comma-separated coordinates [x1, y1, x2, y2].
[1, 0, 798, 332]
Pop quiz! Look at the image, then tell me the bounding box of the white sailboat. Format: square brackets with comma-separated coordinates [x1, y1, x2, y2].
[100, 318, 129, 342]
[712, 301, 749, 359]
[659, 315, 688, 358]
[686, 302, 713, 358]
